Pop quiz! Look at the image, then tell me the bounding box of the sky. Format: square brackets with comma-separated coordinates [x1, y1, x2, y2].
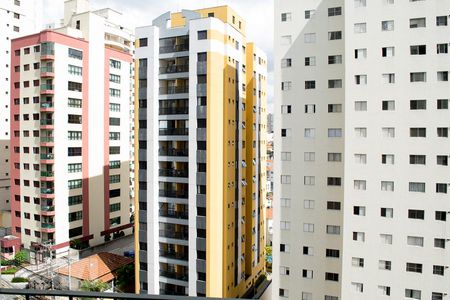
[42, 0, 274, 111]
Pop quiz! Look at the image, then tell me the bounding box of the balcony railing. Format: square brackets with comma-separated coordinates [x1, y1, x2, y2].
[159, 250, 188, 261]
[159, 64, 189, 74]
[159, 86, 189, 95]
[159, 128, 189, 136]
[41, 171, 54, 177]
[40, 119, 53, 125]
[40, 84, 54, 91]
[159, 148, 189, 157]
[41, 222, 55, 229]
[41, 137, 54, 143]
[40, 153, 54, 159]
[159, 210, 189, 219]
[159, 229, 188, 240]
[159, 190, 188, 199]
[40, 188, 54, 194]
[41, 205, 55, 212]
[197, 61, 207, 74]
[159, 107, 189, 115]
[159, 44, 189, 54]
[41, 66, 54, 73]
[40, 102, 54, 108]
[159, 270, 189, 281]
[159, 169, 188, 178]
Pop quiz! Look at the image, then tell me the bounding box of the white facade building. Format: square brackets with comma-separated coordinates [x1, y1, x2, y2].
[0, 0, 42, 214]
[274, 1, 450, 300]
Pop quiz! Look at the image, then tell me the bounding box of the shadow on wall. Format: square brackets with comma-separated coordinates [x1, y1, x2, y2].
[0, 139, 11, 216]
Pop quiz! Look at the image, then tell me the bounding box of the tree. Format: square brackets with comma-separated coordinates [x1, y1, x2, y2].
[14, 251, 27, 266]
[80, 279, 109, 292]
[115, 264, 135, 293]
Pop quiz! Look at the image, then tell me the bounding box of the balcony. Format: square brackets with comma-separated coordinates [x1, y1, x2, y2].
[159, 148, 188, 157]
[159, 270, 189, 282]
[159, 107, 189, 115]
[160, 65, 189, 74]
[41, 222, 55, 229]
[40, 66, 54, 77]
[159, 128, 188, 136]
[159, 210, 188, 219]
[197, 61, 207, 74]
[40, 120, 54, 130]
[40, 137, 54, 143]
[159, 86, 189, 95]
[159, 250, 188, 261]
[41, 171, 54, 177]
[159, 230, 188, 240]
[197, 84, 206, 96]
[159, 190, 188, 199]
[40, 84, 54, 94]
[40, 153, 54, 160]
[40, 102, 54, 112]
[159, 169, 188, 178]
[41, 205, 55, 216]
[159, 44, 189, 54]
[40, 188, 54, 195]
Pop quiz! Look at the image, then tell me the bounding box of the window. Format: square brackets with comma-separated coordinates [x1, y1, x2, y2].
[436, 183, 448, 193]
[280, 243, 290, 253]
[328, 31, 342, 40]
[437, 99, 448, 109]
[382, 154, 395, 164]
[355, 0, 367, 7]
[109, 74, 121, 84]
[408, 209, 425, 220]
[435, 238, 445, 248]
[110, 217, 121, 226]
[304, 104, 316, 113]
[281, 12, 292, 22]
[410, 72, 426, 82]
[326, 225, 341, 234]
[305, 80, 315, 89]
[410, 128, 426, 137]
[281, 58, 292, 68]
[110, 103, 120, 112]
[138, 38, 148, 47]
[435, 211, 447, 221]
[328, 128, 342, 137]
[353, 232, 365, 242]
[110, 88, 121, 97]
[281, 175, 291, 184]
[281, 105, 291, 114]
[304, 10, 315, 19]
[302, 293, 312, 300]
[328, 153, 342, 162]
[68, 65, 82, 76]
[378, 260, 391, 270]
[281, 81, 292, 91]
[68, 114, 82, 124]
[110, 202, 121, 212]
[328, 7, 342, 16]
[409, 182, 426, 192]
[198, 30, 207, 40]
[304, 176, 315, 185]
[279, 289, 289, 298]
[381, 181, 394, 191]
[354, 180, 366, 190]
[382, 47, 395, 57]
[327, 177, 341, 186]
[329, 79, 342, 88]
[304, 152, 315, 161]
[303, 246, 313, 255]
[281, 152, 292, 161]
[110, 59, 121, 69]
[354, 23, 367, 33]
[303, 223, 314, 232]
[304, 128, 315, 138]
[355, 101, 367, 111]
[381, 207, 394, 218]
[407, 236, 424, 247]
[325, 296, 338, 300]
[281, 128, 291, 137]
[355, 75, 367, 85]
[302, 269, 313, 279]
[437, 155, 448, 166]
[281, 35, 291, 45]
[437, 43, 448, 54]
[437, 71, 448, 81]
[68, 195, 82, 206]
[280, 198, 291, 207]
[328, 55, 342, 64]
[68, 81, 82, 92]
[354, 154, 366, 164]
[280, 266, 290, 275]
[325, 272, 339, 282]
[410, 45, 426, 55]
[304, 33, 316, 43]
[410, 155, 426, 165]
[68, 147, 82, 156]
[355, 48, 367, 59]
[327, 201, 341, 210]
[351, 282, 364, 293]
[436, 16, 447, 26]
[405, 289, 421, 299]
[353, 206, 366, 216]
[378, 286, 391, 296]
[437, 127, 448, 137]
[280, 221, 291, 230]
[68, 98, 82, 108]
[68, 131, 82, 140]
[68, 211, 82, 222]
[410, 99, 426, 110]
[68, 179, 82, 189]
[355, 127, 367, 137]
[304, 199, 315, 209]
[382, 73, 395, 83]
[68, 48, 83, 60]
[382, 20, 394, 31]
[326, 249, 340, 258]
[380, 234, 393, 244]
[328, 104, 342, 113]
[68, 163, 82, 173]
[410, 18, 426, 28]
[304, 56, 316, 66]
[432, 293, 443, 300]
[406, 263, 422, 273]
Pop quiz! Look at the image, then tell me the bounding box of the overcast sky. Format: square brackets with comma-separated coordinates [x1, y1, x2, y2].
[43, 0, 274, 111]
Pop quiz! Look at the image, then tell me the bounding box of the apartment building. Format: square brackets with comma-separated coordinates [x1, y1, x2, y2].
[0, 0, 42, 218]
[274, 1, 450, 300]
[10, 0, 133, 254]
[135, 6, 267, 297]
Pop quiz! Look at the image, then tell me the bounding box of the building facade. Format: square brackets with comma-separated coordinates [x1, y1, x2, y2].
[0, 0, 42, 216]
[135, 6, 267, 297]
[10, 0, 133, 254]
[274, 1, 450, 300]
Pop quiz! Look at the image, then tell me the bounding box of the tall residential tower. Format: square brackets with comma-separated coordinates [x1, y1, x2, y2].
[135, 6, 268, 297]
[10, 0, 133, 254]
[274, 1, 450, 300]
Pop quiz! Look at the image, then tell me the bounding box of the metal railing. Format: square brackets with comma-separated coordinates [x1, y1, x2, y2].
[159, 270, 189, 281]
[159, 169, 188, 178]
[159, 107, 189, 115]
[40, 171, 54, 177]
[41, 205, 55, 212]
[159, 210, 189, 219]
[40, 84, 54, 90]
[159, 44, 189, 54]
[40, 153, 54, 159]
[159, 229, 188, 240]
[159, 86, 189, 95]
[40, 119, 53, 125]
[159, 64, 189, 74]
[159, 128, 189, 136]
[41, 137, 54, 143]
[158, 148, 188, 157]
[159, 250, 188, 261]
[41, 66, 54, 73]
[41, 222, 55, 229]
[159, 190, 188, 199]
[40, 102, 53, 108]
[40, 188, 54, 194]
